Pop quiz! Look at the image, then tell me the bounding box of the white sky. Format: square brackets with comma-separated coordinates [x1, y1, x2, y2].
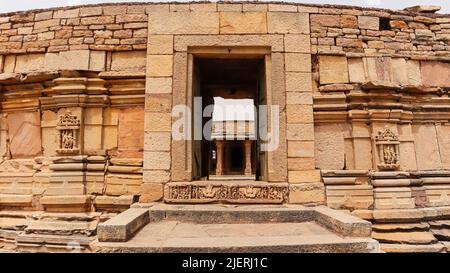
[0, 0, 449, 14]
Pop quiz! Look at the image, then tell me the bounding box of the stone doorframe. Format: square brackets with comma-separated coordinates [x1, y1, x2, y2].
[144, 11, 318, 204]
[186, 46, 272, 182]
[172, 40, 288, 184]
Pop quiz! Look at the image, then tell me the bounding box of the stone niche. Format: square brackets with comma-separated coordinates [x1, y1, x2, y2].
[56, 111, 81, 155]
[375, 127, 400, 171]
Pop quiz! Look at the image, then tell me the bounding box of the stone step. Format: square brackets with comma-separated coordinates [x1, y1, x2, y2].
[431, 229, 450, 241]
[39, 212, 101, 222]
[97, 204, 378, 253]
[25, 220, 98, 236]
[0, 217, 29, 230]
[372, 231, 438, 245]
[380, 243, 445, 253]
[97, 221, 379, 253]
[16, 233, 95, 246]
[372, 222, 430, 232]
[429, 220, 450, 229]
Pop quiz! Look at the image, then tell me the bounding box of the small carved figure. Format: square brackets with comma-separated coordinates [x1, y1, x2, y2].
[383, 145, 398, 164]
[202, 184, 216, 198]
[242, 186, 257, 198]
[62, 130, 75, 149]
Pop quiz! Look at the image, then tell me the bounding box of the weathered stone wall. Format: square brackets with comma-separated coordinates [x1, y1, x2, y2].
[0, 3, 150, 213]
[0, 4, 148, 54]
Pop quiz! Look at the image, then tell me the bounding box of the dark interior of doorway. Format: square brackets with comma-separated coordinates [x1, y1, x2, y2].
[193, 57, 266, 180]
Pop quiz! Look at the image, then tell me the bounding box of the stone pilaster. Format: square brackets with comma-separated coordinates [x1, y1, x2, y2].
[143, 15, 174, 202]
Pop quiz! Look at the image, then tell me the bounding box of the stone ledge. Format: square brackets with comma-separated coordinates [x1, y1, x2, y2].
[314, 205, 372, 237]
[97, 208, 149, 242]
[148, 203, 316, 224]
[380, 243, 445, 253]
[0, 194, 33, 207]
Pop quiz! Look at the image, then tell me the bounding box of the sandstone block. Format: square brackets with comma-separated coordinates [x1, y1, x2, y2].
[145, 93, 172, 112]
[14, 54, 45, 73]
[7, 112, 42, 158]
[326, 185, 374, 210]
[285, 72, 312, 92]
[348, 58, 366, 83]
[147, 35, 173, 54]
[97, 208, 149, 242]
[372, 231, 437, 245]
[144, 132, 171, 152]
[288, 170, 321, 183]
[117, 108, 144, 158]
[358, 16, 379, 30]
[286, 104, 313, 123]
[413, 124, 442, 170]
[286, 92, 313, 105]
[319, 55, 349, 84]
[143, 170, 170, 183]
[111, 51, 146, 72]
[284, 53, 311, 72]
[267, 12, 309, 34]
[311, 14, 340, 28]
[148, 12, 219, 34]
[144, 151, 171, 170]
[289, 183, 325, 204]
[89, 51, 106, 71]
[288, 141, 315, 158]
[144, 112, 171, 132]
[146, 77, 172, 94]
[139, 183, 164, 202]
[314, 124, 345, 170]
[80, 7, 103, 17]
[219, 12, 267, 34]
[421, 61, 450, 87]
[287, 123, 314, 141]
[288, 157, 316, 171]
[284, 34, 310, 53]
[147, 55, 173, 77]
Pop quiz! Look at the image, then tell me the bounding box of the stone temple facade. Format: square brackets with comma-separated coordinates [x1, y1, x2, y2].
[1, 1, 450, 253]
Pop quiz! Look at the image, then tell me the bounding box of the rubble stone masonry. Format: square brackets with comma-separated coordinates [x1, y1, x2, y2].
[2, 1, 450, 252]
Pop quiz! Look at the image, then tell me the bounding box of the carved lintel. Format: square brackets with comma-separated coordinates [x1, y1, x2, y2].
[164, 182, 289, 204]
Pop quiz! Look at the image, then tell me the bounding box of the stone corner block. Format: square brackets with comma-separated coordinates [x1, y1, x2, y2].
[314, 205, 372, 237]
[97, 207, 150, 242]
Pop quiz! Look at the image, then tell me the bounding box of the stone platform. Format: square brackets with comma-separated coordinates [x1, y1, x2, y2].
[96, 204, 380, 253]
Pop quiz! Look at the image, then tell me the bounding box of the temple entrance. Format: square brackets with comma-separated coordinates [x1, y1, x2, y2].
[191, 55, 267, 181]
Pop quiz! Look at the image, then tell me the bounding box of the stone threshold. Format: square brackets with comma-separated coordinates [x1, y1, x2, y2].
[96, 204, 379, 253]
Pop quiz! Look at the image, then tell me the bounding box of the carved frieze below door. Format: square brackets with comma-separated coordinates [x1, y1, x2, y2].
[164, 182, 289, 204]
[56, 111, 81, 155]
[375, 127, 400, 171]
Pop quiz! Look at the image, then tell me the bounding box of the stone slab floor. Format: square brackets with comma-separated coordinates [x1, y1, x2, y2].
[97, 221, 377, 253]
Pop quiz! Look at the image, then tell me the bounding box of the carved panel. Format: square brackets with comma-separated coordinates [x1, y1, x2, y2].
[56, 111, 80, 155]
[375, 127, 400, 171]
[164, 182, 289, 204]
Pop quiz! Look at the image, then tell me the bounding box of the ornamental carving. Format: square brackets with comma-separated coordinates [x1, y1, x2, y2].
[164, 183, 289, 204]
[375, 127, 400, 171]
[56, 111, 80, 155]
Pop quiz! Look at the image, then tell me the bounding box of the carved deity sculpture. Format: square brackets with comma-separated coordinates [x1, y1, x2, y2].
[375, 127, 400, 171]
[56, 111, 80, 155]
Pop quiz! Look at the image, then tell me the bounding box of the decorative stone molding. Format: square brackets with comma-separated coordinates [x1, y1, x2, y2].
[56, 111, 81, 155]
[375, 127, 400, 171]
[164, 182, 289, 204]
